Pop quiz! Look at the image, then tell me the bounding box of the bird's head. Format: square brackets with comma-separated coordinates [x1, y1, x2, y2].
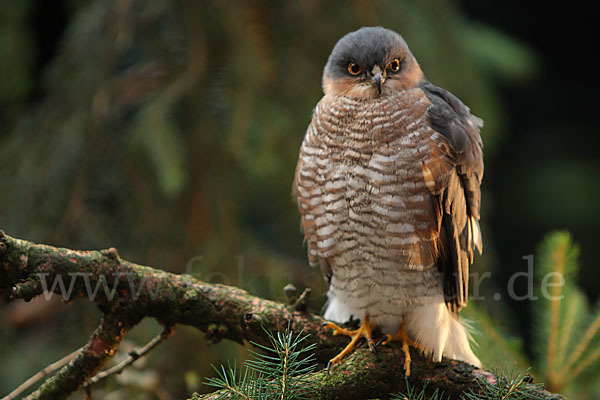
[322, 27, 424, 99]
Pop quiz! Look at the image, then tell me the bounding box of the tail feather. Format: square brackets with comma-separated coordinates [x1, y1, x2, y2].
[406, 302, 481, 367]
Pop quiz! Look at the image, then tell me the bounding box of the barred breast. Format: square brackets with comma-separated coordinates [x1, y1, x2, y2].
[294, 88, 452, 330]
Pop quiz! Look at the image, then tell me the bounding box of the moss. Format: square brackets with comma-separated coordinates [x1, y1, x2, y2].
[1, 232, 566, 400]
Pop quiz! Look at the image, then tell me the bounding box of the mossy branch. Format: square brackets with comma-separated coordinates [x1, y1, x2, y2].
[0, 231, 565, 400]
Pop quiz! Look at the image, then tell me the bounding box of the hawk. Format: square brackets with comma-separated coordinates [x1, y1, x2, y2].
[293, 27, 483, 375]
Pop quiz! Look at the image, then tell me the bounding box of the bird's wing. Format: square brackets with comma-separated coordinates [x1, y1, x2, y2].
[292, 122, 334, 286]
[419, 80, 484, 313]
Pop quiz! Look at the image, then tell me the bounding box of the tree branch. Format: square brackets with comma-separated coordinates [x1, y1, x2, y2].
[24, 311, 135, 400]
[0, 231, 565, 399]
[84, 324, 175, 390]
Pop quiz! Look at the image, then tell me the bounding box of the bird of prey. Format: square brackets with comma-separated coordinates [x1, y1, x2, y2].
[293, 27, 483, 375]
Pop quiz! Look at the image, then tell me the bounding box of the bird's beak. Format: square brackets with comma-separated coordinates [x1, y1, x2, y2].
[371, 65, 385, 95]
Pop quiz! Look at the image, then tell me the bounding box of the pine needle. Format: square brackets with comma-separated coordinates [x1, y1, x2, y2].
[554, 289, 583, 367]
[544, 234, 567, 386]
[391, 379, 447, 400]
[560, 312, 600, 379]
[463, 368, 546, 400]
[203, 323, 316, 400]
[531, 231, 580, 391]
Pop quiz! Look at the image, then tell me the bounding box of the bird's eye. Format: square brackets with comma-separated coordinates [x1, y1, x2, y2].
[388, 58, 401, 73]
[347, 63, 362, 75]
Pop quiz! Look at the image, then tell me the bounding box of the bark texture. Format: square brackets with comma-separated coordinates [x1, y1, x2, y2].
[0, 231, 565, 400]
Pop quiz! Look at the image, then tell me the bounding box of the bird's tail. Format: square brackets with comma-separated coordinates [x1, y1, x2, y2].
[406, 301, 481, 367]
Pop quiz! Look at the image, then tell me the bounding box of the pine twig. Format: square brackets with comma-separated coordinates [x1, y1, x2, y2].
[558, 313, 600, 377]
[1, 347, 82, 400]
[544, 239, 567, 385]
[85, 324, 175, 388]
[22, 311, 137, 400]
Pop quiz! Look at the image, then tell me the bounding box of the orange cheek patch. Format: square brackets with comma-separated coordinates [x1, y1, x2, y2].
[385, 67, 424, 92]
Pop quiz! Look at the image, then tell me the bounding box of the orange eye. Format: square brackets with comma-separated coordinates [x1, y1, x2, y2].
[348, 63, 362, 75]
[388, 58, 401, 72]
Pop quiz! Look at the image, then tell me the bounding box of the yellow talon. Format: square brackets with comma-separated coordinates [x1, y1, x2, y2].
[323, 315, 422, 376]
[323, 315, 377, 371]
[381, 318, 424, 376]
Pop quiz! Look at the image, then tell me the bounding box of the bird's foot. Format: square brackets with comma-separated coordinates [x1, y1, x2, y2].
[322, 314, 377, 373]
[379, 320, 424, 376]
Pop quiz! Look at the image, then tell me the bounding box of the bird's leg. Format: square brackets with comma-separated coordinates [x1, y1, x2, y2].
[322, 314, 377, 371]
[380, 317, 424, 376]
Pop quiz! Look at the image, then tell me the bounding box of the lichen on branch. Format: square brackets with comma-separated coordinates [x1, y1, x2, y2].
[0, 231, 564, 400]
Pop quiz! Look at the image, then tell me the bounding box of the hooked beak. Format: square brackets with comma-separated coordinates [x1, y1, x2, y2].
[371, 65, 385, 95]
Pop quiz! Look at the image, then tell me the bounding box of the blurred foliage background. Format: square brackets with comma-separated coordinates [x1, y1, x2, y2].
[0, 0, 598, 399]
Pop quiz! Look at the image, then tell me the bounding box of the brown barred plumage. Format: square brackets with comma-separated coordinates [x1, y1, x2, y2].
[294, 27, 483, 368]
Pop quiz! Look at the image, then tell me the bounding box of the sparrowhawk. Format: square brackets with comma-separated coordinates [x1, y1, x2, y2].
[293, 27, 484, 375]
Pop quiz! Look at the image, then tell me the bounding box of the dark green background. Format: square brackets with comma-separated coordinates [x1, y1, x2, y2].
[1, 0, 598, 398]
